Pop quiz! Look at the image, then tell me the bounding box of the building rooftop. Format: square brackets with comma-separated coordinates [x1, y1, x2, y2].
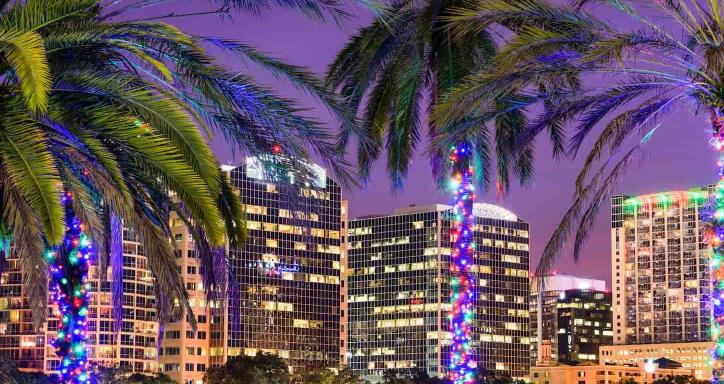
[532, 274, 607, 293]
[382, 202, 519, 221]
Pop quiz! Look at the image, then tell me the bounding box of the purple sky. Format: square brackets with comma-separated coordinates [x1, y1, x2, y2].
[132, 3, 716, 284]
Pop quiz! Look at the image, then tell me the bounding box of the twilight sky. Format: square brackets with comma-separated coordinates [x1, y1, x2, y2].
[131, 2, 716, 284]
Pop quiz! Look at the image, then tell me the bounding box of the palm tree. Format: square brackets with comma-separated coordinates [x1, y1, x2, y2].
[0, 0, 356, 382]
[103, 0, 386, 23]
[328, 2, 601, 381]
[327, 3, 530, 382]
[326, 0, 540, 191]
[436, 0, 723, 378]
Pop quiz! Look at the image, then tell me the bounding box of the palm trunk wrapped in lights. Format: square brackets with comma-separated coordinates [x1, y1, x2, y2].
[47, 191, 92, 384]
[448, 144, 476, 384]
[710, 110, 724, 383]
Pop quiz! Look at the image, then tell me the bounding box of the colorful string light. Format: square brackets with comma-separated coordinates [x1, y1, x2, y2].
[447, 144, 475, 384]
[48, 191, 92, 384]
[710, 117, 724, 383]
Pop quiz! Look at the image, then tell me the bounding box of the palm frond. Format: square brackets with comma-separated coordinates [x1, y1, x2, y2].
[439, 0, 722, 277]
[573, 93, 685, 192]
[1, 176, 47, 328]
[199, 36, 364, 156]
[387, 48, 426, 190]
[0, 109, 63, 243]
[0, 0, 98, 31]
[536, 144, 639, 276]
[58, 71, 221, 194]
[0, 29, 50, 112]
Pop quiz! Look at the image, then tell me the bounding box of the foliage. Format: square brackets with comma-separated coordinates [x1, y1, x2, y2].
[92, 366, 178, 384]
[203, 353, 290, 384]
[380, 369, 444, 384]
[474, 369, 525, 384]
[122, 373, 177, 384]
[291, 366, 369, 384]
[104, 0, 387, 23]
[219, 0, 387, 21]
[0, 355, 56, 384]
[14, 372, 57, 384]
[332, 367, 369, 384]
[436, 0, 724, 276]
[205, 359, 368, 384]
[0, 0, 357, 329]
[292, 366, 336, 384]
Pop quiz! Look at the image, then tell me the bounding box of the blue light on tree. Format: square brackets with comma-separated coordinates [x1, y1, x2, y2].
[448, 145, 475, 384]
[48, 191, 92, 384]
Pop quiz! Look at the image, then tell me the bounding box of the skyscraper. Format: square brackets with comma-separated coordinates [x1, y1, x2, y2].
[209, 158, 346, 371]
[611, 190, 710, 344]
[1, 157, 347, 380]
[604, 190, 713, 379]
[530, 275, 610, 365]
[347, 203, 530, 381]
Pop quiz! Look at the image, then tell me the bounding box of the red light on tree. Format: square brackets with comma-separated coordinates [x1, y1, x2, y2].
[271, 143, 282, 154]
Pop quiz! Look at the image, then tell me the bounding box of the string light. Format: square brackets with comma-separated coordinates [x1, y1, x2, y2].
[49, 191, 92, 384]
[710, 125, 724, 383]
[448, 144, 475, 384]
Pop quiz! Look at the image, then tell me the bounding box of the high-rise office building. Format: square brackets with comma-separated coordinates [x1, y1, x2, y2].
[159, 159, 347, 380]
[530, 275, 610, 365]
[3, 157, 347, 379]
[611, 190, 710, 345]
[607, 190, 713, 380]
[347, 203, 530, 381]
[0, 227, 159, 374]
[206, 158, 346, 371]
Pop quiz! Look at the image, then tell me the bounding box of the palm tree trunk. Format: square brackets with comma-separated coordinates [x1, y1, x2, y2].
[448, 144, 475, 384]
[48, 192, 92, 384]
[710, 108, 724, 383]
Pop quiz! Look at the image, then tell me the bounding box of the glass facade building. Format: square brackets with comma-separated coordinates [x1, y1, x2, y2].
[530, 275, 608, 365]
[611, 190, 710, 345]
[208, 159, 346, 371]
[347, 204, 530, 381]
[554, 289, 612, 363]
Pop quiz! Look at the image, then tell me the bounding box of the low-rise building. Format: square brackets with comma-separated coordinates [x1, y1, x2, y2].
[599, 342, 712, 381]
[530, 360, 693, 384]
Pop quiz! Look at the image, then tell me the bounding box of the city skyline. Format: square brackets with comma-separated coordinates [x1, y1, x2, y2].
[0, 1, 719, 384]
[137, 3, 718, 285]
[0, 156, 703, 381]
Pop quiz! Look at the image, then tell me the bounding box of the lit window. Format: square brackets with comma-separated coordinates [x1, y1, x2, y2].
[247, 221, 261, 230]
[245, 205, 267, 215]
